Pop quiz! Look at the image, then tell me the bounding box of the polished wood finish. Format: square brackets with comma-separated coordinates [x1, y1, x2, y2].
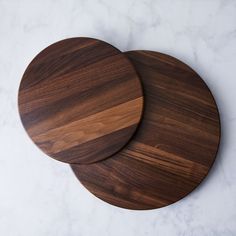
[71, 51, 221, 210]
[18, 38, 143, 164]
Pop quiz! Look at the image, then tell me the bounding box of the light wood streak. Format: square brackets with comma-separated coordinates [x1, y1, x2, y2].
[33, 97, 142, 154]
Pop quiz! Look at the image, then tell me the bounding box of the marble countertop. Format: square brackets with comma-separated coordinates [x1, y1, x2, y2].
[0, 0, 236, 235]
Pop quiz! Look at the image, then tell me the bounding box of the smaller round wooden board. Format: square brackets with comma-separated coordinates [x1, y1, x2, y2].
[18, 38, 143, 164]
[71, 51, 221, 210]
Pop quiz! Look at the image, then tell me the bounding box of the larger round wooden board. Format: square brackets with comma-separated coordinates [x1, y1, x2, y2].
[18, 38, 143, 164]
[71, 51, 221, 210]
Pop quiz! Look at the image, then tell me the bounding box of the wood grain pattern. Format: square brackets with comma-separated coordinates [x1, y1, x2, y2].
[71, 51, 221, 210]
[18, 38, 143, 164]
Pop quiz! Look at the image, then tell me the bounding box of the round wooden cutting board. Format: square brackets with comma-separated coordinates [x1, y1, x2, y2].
[71, 51, 221, 210]
[18, 38, 143, 164]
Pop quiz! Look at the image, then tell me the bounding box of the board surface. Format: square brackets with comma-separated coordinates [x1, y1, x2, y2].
[71, 51, 221, 210]
[18, 38, 143, 164]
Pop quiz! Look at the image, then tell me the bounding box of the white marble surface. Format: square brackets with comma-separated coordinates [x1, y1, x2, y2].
[0, 0, 236, 235]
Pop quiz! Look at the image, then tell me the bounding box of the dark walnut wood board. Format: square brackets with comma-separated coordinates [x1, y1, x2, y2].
[18, 38, 143, 164]
[71, 51, 221, 210]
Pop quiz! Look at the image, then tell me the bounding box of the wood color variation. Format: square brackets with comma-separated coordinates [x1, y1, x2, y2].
[18, 38, 143, 164]
[71, 51, 221, 210]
